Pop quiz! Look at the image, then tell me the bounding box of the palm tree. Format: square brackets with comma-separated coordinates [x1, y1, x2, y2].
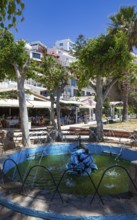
[108, 6, 137, 121]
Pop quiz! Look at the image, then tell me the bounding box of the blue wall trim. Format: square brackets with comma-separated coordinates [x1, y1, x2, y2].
[0, 195, 137, 220]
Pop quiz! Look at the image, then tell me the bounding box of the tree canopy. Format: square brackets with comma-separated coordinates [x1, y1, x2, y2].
[108, 6, 137, 51]
[0, 29, 34, 81]
[37, 53, 69, 95]
[72, 31, 132, 90]
[0, 0, 24, 29]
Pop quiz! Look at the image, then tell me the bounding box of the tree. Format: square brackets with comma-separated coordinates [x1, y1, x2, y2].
[129, 91, 137, 118]
[36, 52, 69, 140]
[108, 6, 137, 121]
[70, 34, 87, 57]
[72, 32, 132, 140]
[103, 97, 111, 117]
[0, 29, 33, 146]
[0, 0, 24, 29]
[128, 67, 137, 118]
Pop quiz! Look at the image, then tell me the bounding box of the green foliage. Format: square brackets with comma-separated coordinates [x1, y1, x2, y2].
[0, 0, 25, 29]
[81, 32, 131, 75]
[103, 97, 111, 116]
[70, 61, 90, 90]
[108, 6, 137, 51]
[128, 104, 137, 115]
[0, 29, 32, 81]
[71, 34, 87, 57]
[0, 91, 17, 99]
[129, 90, 137, 114]
[103, 97, 110, 109]
[72, 31, 132, 89]
[36, 53, 69, 95]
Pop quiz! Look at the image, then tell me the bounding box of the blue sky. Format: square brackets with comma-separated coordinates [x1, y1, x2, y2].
[12, 0, 137, 47]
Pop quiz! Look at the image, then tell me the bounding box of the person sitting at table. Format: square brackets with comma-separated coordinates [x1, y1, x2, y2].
[1, 119, 9, 128]
[39, 116, 45, 126]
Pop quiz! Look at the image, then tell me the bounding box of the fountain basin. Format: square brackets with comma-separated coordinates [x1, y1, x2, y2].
[3, 143, 137, 173]
[1, 143, 137, 220]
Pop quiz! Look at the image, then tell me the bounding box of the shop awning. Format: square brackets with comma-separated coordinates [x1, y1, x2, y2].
[60, 100, 82, 105]
[0, 99, 55, 108]
[79, 105, 96, 109]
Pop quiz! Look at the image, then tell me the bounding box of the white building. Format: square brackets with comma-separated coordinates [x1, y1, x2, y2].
[55, 38, 75, 51]
[29, 41, 46, 60]
[47, 46, 76, 67]
[47, 38, 94, 99]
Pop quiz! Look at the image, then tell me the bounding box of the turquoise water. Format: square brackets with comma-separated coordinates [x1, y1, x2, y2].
[7, 154, 130, 195]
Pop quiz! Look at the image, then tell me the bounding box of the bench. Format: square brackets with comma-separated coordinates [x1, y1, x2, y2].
[103, 129, 132, 138]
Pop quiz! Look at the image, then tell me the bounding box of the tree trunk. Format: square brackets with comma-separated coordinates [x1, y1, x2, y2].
[95, 76, 104, 141]
[50, 94, 56, 128]
[56, 91, 61, 132]
[56, 90, 63, 141]
[122, 79, 130, 122]
[14, 65, 30, 147]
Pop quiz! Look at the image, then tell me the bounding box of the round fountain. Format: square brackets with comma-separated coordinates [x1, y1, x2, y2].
[1, 143, 137, 219]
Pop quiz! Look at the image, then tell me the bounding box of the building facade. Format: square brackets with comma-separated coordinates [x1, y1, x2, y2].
[47, 39, 94, 99]
[55, 38, 75, 52]
[30, 41, 46, 60]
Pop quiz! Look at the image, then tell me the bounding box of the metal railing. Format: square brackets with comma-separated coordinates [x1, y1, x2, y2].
[1, 160, 137, 207]
[51, 167, 104, 205]
[90, 164, 137, 204]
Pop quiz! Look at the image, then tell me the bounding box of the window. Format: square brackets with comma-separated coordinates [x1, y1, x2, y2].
[31, 43, 38, 46]
[74, 89, 78, 96]
[81, 90, 85, 96]
[59, 43, 63, 46]
[71, 79, 77, 86]
[67, 88, 71, 93]
[32, 53, 41, 59]
[87, 92, 91, 96]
